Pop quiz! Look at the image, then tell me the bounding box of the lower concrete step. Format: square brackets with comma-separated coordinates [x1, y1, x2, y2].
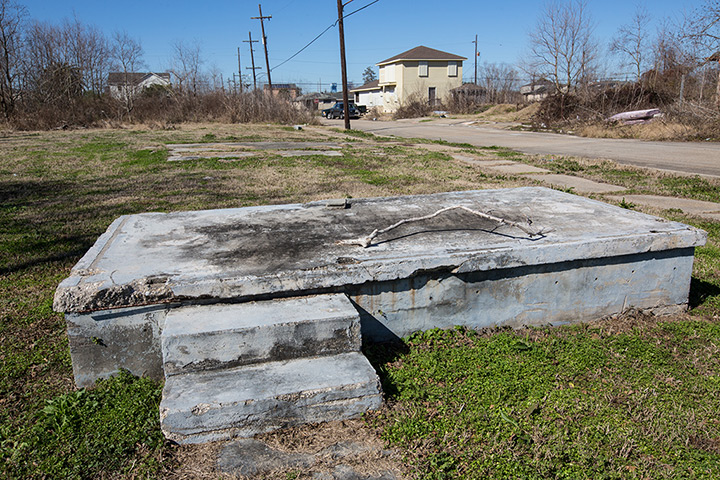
[160, 352, 382, 444]
[161, 294, 361, 376]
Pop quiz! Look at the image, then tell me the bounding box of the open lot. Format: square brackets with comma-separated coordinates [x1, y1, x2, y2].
[1, 123, 720, 479]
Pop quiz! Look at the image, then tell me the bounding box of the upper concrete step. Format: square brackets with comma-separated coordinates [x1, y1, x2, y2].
[161, 294, 361, 376]
[160, 352, 382, 444]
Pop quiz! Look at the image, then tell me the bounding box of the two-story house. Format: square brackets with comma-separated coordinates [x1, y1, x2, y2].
[352, 46, 466, 113]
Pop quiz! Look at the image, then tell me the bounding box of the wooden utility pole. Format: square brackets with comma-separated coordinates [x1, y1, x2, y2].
[337, 0, 350, 130]
[473, 35, 478, 85]
[252, 4, 272, 91]
[236, 47, 243, 93]
[244, 31, 260, 90]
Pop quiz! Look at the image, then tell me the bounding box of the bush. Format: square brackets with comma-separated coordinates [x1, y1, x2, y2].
[9, 89, 316, 130]
[393, 93, 433, 119]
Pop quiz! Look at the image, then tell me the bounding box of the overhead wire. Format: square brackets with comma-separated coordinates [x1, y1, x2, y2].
[271, 0, 379, 72]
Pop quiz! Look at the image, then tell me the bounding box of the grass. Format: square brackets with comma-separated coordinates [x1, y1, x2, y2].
[0, 123, 718, 479]
[368, 315, 720, 479]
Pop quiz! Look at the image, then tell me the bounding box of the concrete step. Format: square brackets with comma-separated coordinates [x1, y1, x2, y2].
[161, 294, 361, 376]
[160, 352, 383, 444]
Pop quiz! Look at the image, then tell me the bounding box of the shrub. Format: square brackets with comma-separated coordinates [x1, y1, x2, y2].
[393, 93, 433, 119]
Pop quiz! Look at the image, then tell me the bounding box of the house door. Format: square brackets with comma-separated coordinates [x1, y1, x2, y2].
[428, 87, 436, 106]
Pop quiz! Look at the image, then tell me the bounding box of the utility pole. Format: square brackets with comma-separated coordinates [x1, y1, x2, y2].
[244, 31, 260, 90]
[472, 35, 479, 85]
[336, 0, 351, 130]
[237, 47, 243, 93]
[252, 4, 272, 91]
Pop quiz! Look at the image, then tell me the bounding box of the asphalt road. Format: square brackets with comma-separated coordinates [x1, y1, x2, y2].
[340, 119, 720, 178]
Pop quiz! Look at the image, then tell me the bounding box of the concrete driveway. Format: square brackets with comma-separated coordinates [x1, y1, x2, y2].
[337, 119, 720, 178]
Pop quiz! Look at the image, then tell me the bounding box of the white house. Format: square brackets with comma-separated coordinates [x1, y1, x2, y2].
[107, 72, 171, 100]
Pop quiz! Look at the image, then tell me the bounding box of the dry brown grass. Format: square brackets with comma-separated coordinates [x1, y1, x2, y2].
[577, 119, 703, 141]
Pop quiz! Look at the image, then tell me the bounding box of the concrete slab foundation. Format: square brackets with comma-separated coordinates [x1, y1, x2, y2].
[54, 187, 705, 442]
[55, 187, 705, 386]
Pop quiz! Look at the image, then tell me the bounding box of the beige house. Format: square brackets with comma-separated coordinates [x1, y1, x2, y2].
[352, 46, 466, 113]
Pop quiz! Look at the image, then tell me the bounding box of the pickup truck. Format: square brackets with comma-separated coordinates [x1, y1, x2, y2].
[321, 102, 360, 119]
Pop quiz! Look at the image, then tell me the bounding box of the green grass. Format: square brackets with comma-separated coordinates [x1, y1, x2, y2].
[660, 176, 720, 204]
[1, 370, 163, 479]
[369, 321, 720, 479]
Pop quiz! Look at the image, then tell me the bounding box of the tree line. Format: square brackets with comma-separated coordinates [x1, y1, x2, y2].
[0, 0, 718, 129]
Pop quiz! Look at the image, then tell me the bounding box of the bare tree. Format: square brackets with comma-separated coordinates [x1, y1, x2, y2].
[171, 40, 202, 96]
[62, 17, 111, 94]
[0, 0, 25, 118]
[683, 1, 720, 106]
[525, 0, 598, 95]
[610, 4, 651, 80]
[479, 62, 520, 103]
[110, 31, 145, 113]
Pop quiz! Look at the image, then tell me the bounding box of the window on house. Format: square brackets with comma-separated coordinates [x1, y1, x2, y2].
[448, 61, 458, 77]
[418, 61, 428, 77]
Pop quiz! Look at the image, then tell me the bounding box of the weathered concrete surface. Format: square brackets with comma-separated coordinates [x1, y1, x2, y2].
[524, 173, 627, 193]
[162, 294, 361, 376]
[350, 248, 695, 342]
[53, 187, 704, 314]
[65, 304, 170, 387]
[217, 438, 314, 476]
[217, 438, 398, 479]
[160, 352, 382, 444]
[482, 163, 552, 175]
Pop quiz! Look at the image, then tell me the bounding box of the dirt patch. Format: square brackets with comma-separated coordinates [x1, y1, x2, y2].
[162, 419, 406, 480]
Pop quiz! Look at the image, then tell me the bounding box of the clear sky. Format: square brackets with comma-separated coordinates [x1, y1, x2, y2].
[20, 0, 702, 91]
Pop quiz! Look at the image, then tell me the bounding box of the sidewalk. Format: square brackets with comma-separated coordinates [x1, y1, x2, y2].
[451, 153, 720, 222]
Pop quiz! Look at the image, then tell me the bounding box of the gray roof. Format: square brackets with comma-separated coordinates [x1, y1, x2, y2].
[350, 80, 379, 92]
[378, 46, 466, 66]
[107, 72, 171, 86]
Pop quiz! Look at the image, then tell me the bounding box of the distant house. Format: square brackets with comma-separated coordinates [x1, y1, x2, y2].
[520, 79, 555, 102]
[350, 46, 466, 113]
[263, 83, 301, 99]
[107, 72, 171, 100]
[350, 80, 381, 109]
[293, 92, 343, 111]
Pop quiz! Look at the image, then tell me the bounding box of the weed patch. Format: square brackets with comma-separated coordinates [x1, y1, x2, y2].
[1, 370, 164, 479]
[370, 318, 720, 479]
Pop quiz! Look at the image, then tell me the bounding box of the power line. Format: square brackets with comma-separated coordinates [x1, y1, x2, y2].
[271, 0, 379, 72]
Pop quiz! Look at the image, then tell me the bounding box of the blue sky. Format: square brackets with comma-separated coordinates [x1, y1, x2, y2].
[21, 0, 702, 91]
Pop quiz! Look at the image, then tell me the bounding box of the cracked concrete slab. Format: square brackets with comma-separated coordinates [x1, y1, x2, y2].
[524, 173, 627, 193]
[54, 187, 702, 314]
[277, 150, 343, 157]
[483, 163, 552, 175]
[167, 152, 256, 162]
[166, 141, 344, 161]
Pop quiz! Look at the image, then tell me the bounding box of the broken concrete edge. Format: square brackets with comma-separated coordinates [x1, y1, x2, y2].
[52, 228, 706, 314]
